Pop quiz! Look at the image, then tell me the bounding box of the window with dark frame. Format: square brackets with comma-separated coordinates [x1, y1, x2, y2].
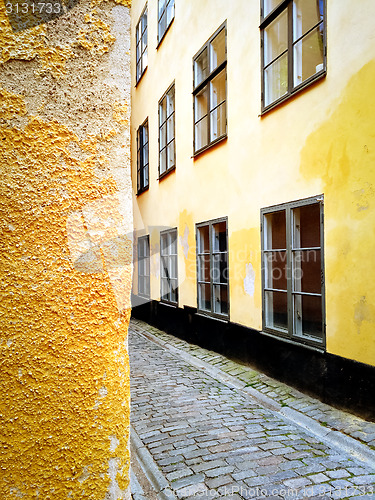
[158, 0, 174, 44]
[138, 235, 150, 298]
[193, 23, 227, 155]
[196, 218, 229, 318]
[159, 84, 175, 178]
[261, 196, 325, 346]
[261, 0, 326, 111]
[160, 228, 178, 304]
[137, 119, 149, 194]
[136, 4, 148, 83]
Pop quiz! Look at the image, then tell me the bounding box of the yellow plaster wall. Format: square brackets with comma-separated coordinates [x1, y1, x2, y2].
[0, 1, 132, 497]
[131, 0, 375, 366]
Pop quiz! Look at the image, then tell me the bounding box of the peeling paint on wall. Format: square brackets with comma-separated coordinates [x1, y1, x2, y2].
[244, 263, 255, 297]
[0, 0, 132, 498]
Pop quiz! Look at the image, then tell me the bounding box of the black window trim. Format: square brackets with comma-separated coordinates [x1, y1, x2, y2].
[160, 227, 178, 306]
[192, 21, 228, 157]
[136, 118, 149, 195]
[260, 194, 326, 350]
[260, 0, 327, 114]
[138, 234, 150, 299]
[158, 82, 176, 180]
[135, 3, 148, 86]
[196, 216, 230, 321]
[156, 0, 175, 48]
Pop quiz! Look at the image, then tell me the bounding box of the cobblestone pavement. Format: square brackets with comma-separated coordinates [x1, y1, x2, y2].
[129, 319, 375, 499]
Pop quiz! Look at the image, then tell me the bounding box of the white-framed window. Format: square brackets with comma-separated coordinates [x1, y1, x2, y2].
[261, 0, 326, 111]
[159, 84, 175, 178]
[158, 0, 174, 44]
[196, 217, 229, 318]
[138, 235, 150, 298]
[160, 228, 178, 304]
[137, 119, 149, 193]
[193, 22, 227, 155]
[261, 196, 325, 346]
[136, 4, 148, 83]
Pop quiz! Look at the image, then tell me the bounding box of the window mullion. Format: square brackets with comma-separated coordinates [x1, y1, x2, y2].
[286, 206, 293, 338]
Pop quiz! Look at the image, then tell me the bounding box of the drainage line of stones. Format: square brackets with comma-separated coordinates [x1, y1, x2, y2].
[134, 328, 375, 471]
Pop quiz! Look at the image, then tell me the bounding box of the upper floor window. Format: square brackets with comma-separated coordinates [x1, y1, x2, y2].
[158, 0, 174, 44]
[160, 228, 178, 305]
[136, 4, 148, 83]
[138, 235, 150, 298]
[260, 0, 326, 111]
[159, 84, 175, 178]
[137, 119, 149, 194]
[261, 196, 325, 346]
[193, 23, 227, 155]
[196, 218, 229, 318]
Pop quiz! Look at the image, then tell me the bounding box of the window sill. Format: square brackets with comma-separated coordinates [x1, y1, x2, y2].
[135, 66, 148, 88]
[261, 70, 326, 116]
[262, 327, 325, 352]
[137, 185, 149, 196]
[156, 18, 174, 49]
[196, 311, 229, 323]
[158, 165, 175, 181]
[160, 300, 178, 308]
[193, 134, 227, 159]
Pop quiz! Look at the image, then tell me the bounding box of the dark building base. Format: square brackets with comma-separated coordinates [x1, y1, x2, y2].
[131, 298, 375, 421]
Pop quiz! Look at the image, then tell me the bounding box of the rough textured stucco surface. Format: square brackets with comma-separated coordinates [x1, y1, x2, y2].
[0, 0, 132, 498]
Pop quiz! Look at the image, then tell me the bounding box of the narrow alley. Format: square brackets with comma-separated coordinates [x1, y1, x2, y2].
[129, 319, 375, 499]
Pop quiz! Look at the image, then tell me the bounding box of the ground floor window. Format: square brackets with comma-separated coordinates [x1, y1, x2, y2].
[196, 217, 229, 318]
[138, 235, 150, 298]
[261, 196, 325, 345]
[160, 228, 178, 304]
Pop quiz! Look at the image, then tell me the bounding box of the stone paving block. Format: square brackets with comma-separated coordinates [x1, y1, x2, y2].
[175, 481, 207, 499]
[308, 472, 330, 483]
[329, 479, 354, 489]
[192, 459, 228, 473]
[232, 469, 257, 481]
[204, 465, 235, 478]
[350, 475, 375, 485]
[326, 469, 351, 479]
[166, 467, 193, 481]
[283, 477, 312, 489]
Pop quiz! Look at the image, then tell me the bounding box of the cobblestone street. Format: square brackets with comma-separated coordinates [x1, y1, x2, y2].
[129, 319, 375, 499]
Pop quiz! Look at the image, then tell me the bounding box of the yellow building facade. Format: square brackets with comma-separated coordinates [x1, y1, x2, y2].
[131, 0, 375, 417]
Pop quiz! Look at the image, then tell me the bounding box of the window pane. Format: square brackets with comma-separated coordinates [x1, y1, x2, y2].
[166, 0, 174, 26]
[293, 0, 323, 41]
[160, 149, 166, 174]
[198, 225, 209, 253]
[170, 231, 177, 254]
[161, 278, 169, 301]
[264, 250, 287, 290]
[142, 50, 148, 72]
[294, 294, 322, 338]
[195, 87, 208, 122]
[195, 116, 208, 151]
[198, 255, 210, 282]
[169, 255, 177, 280]
[142, 124, 148, 144]
[264, 0, 283, 17]
[141, 11, 147, 31]
[198, 283, 211, 311]
[213, 284, 228, 315]
[265, 290, 288, 331]
[167, 87, 174, 115]
[210, 70, 226, 110]
[161, 234, 168, 255]
[194, 48, 208, 87]
[167, 141, 175, 170]
[158, 12, 166, 40]
[158, 0, 166, 18]
[161, 255, 168, 278]
[264, 10, 288, 65]
[142, 143, 148, 166]
[167, 115, 174, 142]
[160, 123, 166, 149]
[293, 25, 324, 87]
[292, 203, 320, 248]
[212, 221, 227, 252]
[210, 101, 226, 142]
[143, 165, 148, 187]
[170, 282, 177, 303]
[209, 28, 225, 71]
[159, 99, 166, 126]
[293, 249, 321, 294]
[264, 210, 286, 249]
[212, 254, 228, 284]
[264, 53, 288, 106]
